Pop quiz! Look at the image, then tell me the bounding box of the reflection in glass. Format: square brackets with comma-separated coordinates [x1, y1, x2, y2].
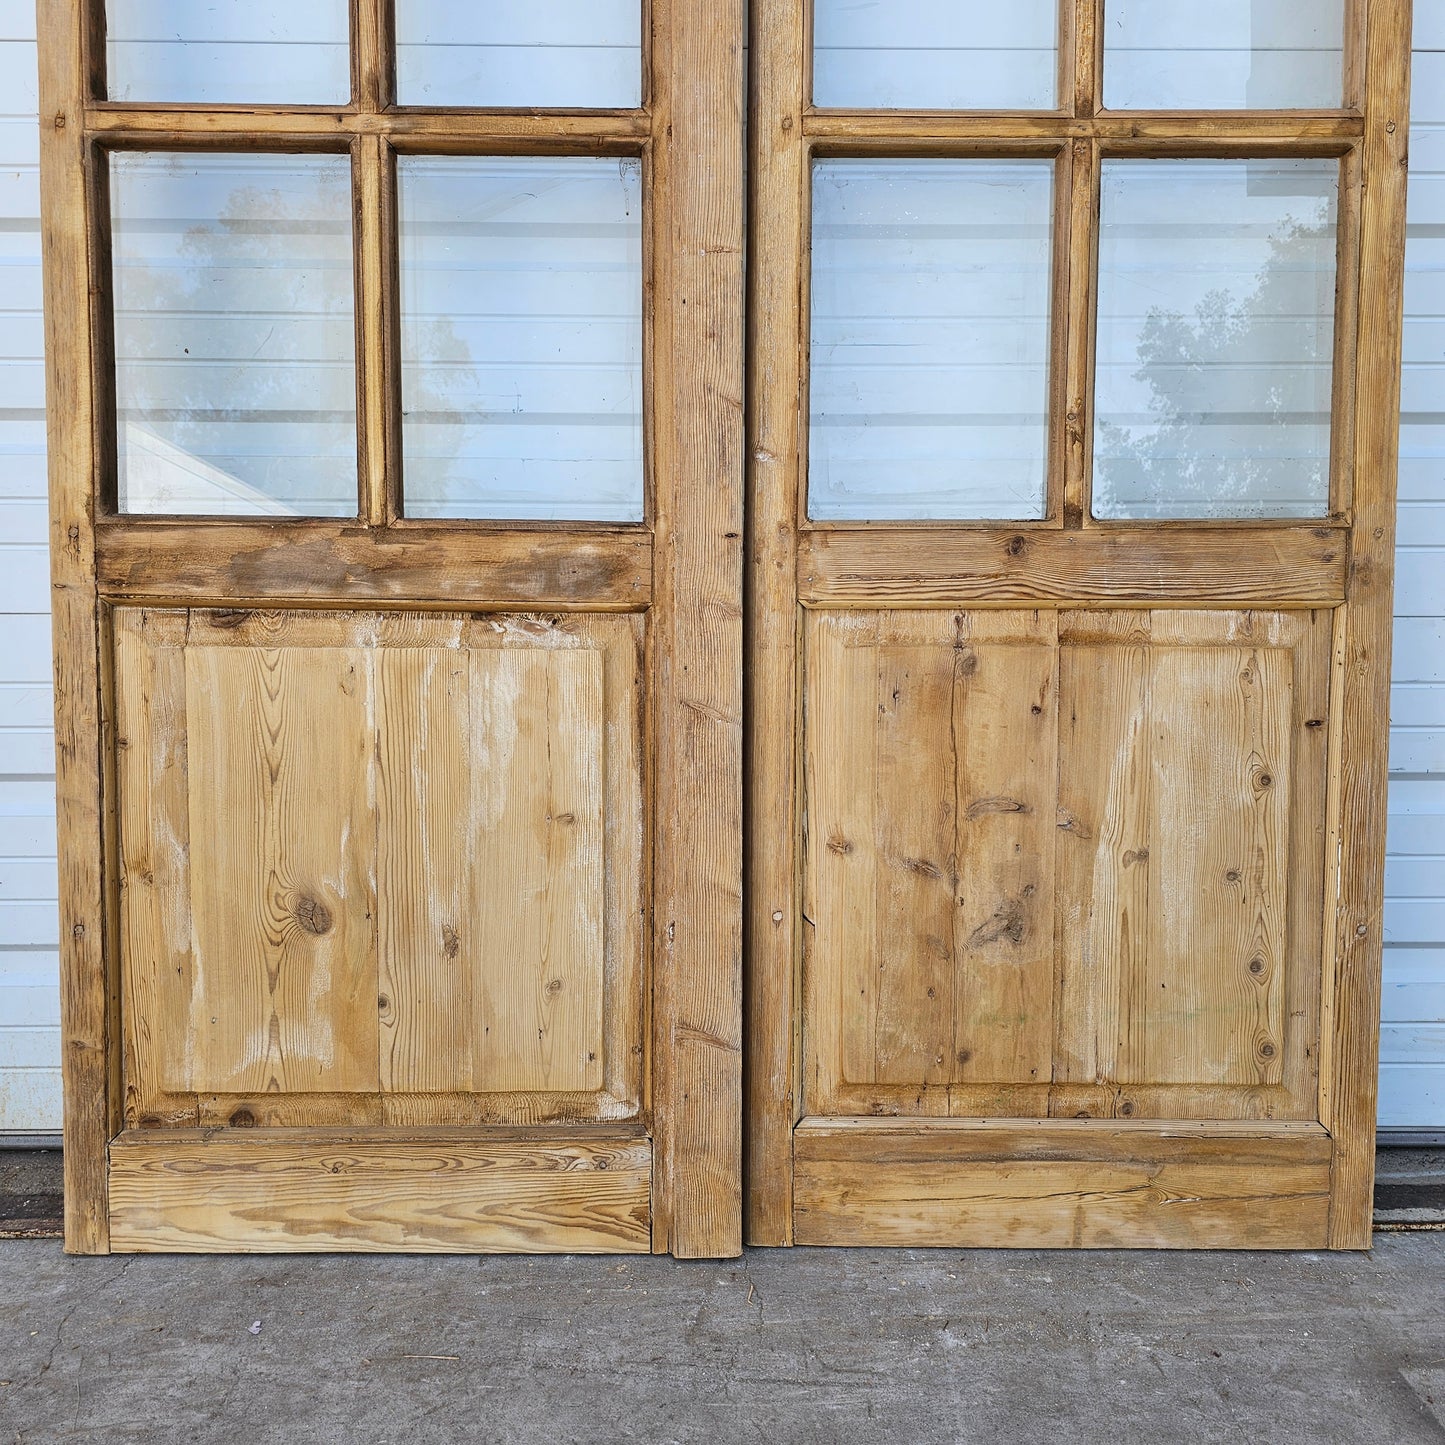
[110, 154, 357, 516]
[396, 1, 641, 108]
[1104, 0, 1344, 110]
[813, 0, 1057, 110]
[1093, 159, 1338, 521]
[809, 159, 1054, 522]
[106, 0, 350, 104]
[398, 158, 643, 522]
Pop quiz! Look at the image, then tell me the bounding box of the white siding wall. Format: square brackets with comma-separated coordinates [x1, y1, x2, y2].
[1381, 7, 1445, 1130]
[0, 3, 59, 1132]
[0, 4, 1441, 1134]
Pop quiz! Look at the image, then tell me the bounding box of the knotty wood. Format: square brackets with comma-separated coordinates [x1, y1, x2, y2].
[116, 608, 645, 1123]
[1329, 0, 1414, 1248]
[38, 0, 111, 1253]
[799, 528, 1349, 607]
[648, 0, 746, 1258]
[95, 523, 653, 610]
[186, 642, 379, 1094]
[109, 1134, 652, 1253]
[804, 609, 1329, 1124]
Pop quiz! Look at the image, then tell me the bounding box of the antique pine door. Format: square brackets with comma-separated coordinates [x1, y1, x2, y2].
[39, 0, 743, 1254]
[748, 0, 1413, 1249]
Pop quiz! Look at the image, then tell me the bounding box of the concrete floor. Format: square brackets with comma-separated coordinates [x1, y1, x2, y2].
[1, 1235, 1443, 1444]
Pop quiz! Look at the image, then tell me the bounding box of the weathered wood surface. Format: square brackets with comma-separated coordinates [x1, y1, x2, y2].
[803, 608, 1330, 1122]
[109, 1133, 652, 1253]
[95, 524, 653, 610]
[113, 608, 643, 1125]
[799, 528, 1349, 607]
[1328, 0, 1414, 1248]
[38, 0, 112, 1253]
[792, 1119, 1332, 1250]
[648, 0, 746, 1258]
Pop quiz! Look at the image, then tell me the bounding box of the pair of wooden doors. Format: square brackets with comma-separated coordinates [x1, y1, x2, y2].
[41, 0, 1412, 1256]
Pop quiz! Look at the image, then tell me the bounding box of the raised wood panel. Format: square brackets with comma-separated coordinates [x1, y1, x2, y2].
[108, 1131, 652, 1254]
[113, 607, 644, 1127]
[803, 608, 1331, 1121]
[792, 1119, 1332, 1250]
[187, 642, 379, 1095]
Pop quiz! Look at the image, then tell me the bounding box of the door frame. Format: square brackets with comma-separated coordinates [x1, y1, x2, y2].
[744, 0, 1415, 1248]
[39, 0, 744, 1256]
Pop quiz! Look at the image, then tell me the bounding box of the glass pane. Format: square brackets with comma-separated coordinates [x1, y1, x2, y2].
[106, 0, 350, 104]
[809, 159, 1054, 522]
[398, 157, 643, 522]
[110, 154, 357, 517]
[813, 0, 1057, 111]
[1104, 0, 1345, 110]
[396, 1, 641, 108]
[1093, 159, 1339, 521]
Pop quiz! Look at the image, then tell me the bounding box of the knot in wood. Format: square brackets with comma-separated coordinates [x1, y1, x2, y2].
[294, 895, 333, 935]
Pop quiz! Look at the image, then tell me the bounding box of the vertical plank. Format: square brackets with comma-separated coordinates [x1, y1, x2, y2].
[870, 644, 957, 1086]
[744, 0, 806, 1248]
[1330, 0, 1414, 1247]
[649, 0, 746, 1257]
[1054, 612, 1152, 1102]
[808, 616, 878, 1105]
[38, 0, 110, 1252]
[185, 645, 379, 1095]
[471, 648, 606, 1094]
[114, 611, 195, 1121]
[376, 646, 472, 1093]
[1141, 640, 1291, 1088]
[950, 622, 1058, 1091]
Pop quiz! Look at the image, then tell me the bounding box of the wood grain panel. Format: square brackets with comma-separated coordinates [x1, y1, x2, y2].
[376, 647, 473, 1093]
[95, 523, 653, 611]
[799, 527, 1348, 607]
[1054, 612, 1152, 1094]
[805, 608, 1329, 1122]
[115, 608, 644, 1125]
[470, 648, 605, 1093]
[1140, 637, 1291, 1087]
[109, 1132, 652, 1254]
[793, 1119, 1331, 1250]
[807, 612, 1060, 1105]
[185, 642, 379, 1095]
[376, 646, 607, 1096]
[951, 616, 1058, 1089]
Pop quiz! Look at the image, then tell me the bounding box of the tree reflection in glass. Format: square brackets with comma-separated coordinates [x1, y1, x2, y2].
[1093, 158, 1339, 521]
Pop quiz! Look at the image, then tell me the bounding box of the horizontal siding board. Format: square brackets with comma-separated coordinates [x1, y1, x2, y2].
[0, 1068, 62, 1132]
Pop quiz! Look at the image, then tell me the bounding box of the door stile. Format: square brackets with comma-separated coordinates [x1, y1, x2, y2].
[745, 0, 807, 1247]
[38, 0, 111, 1253]
[1327, 0, 1413, 1247]
[649, 0, 747, 1258]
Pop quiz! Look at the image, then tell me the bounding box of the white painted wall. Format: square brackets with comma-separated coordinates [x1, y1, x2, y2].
[0, 3, 1440, 1134]
[1380, 5, 1445, 1130]
[0, 4, 60, 1133]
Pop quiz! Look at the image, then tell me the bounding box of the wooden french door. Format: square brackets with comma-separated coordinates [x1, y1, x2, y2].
[40, 0, 743, 1255]
[747, 0, 1413, 1249]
